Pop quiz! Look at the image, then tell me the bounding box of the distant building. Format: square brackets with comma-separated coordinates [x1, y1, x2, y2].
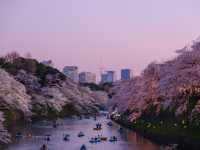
[101, 73, 108, 83]
[121, 69, 132, 80]
[101, 70, 116, 83]
[106, 71, 116, 83]
[63, 66, 78, 82]
[79, 72, 96, 83]
[41, 60, 54, 67]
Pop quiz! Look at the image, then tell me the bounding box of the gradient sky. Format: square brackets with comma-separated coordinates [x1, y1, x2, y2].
[1, 0, 200, 79]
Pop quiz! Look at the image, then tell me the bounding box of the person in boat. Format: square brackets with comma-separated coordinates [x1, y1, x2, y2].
[107, 121, 113, 126]
[80, 144, 87, 150]
[85, 115, 90, 119]
[45, 135, 51, 141]
[113, 136, 117, 141]
[53, 119, 59, 128]
[94, 116, 97, 121]
[63, 136, 69, 141]
[109, 136, 117, 142]
[118, 127, 123, 133]
[89, 137, 95, 143]
[96, 123, 102, 129]
[93, 136, 100, 143]
[40, 144, 47, 150]
[15, 132, 23, 139]
[78, 131, 85, 137]
[63, 134, 70, 141]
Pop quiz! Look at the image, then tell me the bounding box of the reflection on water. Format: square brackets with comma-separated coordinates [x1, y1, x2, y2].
[7, 116, 167, 150]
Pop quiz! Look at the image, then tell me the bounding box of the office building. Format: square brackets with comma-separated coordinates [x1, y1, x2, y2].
[63, 66, 78, 82]
[121, 69, 132, 80]
[101, 70, 116, 83]
[79, 72, 96, 83]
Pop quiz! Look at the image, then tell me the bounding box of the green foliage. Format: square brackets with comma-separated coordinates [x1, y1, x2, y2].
[0, 58, 6, 67]
[36, 63, 66, 86]
[60, 103, 79, 117]
[2, 109, 15, 127]
[80, 83, 104, 91]
[0, 56, 66, 86]
[0, 108, 23, 128]
[0, 57, 37, 75]
[187, 91, 200, 113]
[125, 117, 200, 144]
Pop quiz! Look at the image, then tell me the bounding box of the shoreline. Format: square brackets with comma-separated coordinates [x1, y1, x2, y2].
[112, 118, 200, 150]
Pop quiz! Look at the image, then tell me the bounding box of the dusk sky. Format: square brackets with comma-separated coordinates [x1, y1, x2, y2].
[1, 0, 200, 79]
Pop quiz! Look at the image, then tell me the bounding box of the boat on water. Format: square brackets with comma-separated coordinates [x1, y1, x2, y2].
[100, 136, 108, 141]
[93, 128, 102, 131]
[63, 134, 70, 141]
[107, 121, 113, 127]
[93, 123, 102, 130]
[80, 144, 87, 150]
[45, 134, 51, 141]
[40, 144, 47, 150]
[15, 132, 23, 139]
[89, 138, 96, 143]
[109, 136, 117, 142]
[78, 131, 85, 137]
[89, 137, 101, 143]
[118, 127, 123, 133]
[84, 115, 90, 119]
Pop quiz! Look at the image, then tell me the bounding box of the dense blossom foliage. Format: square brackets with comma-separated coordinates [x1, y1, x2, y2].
[111, 38, 200, 122]
[0, 58, 108, 144]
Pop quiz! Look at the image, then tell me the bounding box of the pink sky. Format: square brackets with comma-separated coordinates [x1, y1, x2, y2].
[1, 0, 200, 79]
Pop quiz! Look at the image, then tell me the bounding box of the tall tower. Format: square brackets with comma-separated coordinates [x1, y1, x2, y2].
[99, 56, 105, 83]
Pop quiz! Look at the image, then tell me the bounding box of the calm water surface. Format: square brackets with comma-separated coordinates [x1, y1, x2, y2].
[7, 116, 168, 150]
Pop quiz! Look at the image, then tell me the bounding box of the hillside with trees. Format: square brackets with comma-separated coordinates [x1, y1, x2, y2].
[110, 38, 200, 149]
[0, 53, 107, 146]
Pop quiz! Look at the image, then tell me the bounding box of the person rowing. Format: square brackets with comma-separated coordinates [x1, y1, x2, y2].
[80, 144, 87, 150]
[40, 144, 47, 150]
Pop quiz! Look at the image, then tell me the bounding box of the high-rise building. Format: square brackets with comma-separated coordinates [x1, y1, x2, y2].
[63, 66, 78, 82]
[101, 73, 108, 84]
[101, 70, 116, 83]
[106, 71, 116, 83]
[79, 72, 96, 83]
[121, 69, 132, 80]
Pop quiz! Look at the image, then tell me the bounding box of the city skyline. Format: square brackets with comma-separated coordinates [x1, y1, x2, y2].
[62, 64, 131, 83]
[1, 0, 200, 79]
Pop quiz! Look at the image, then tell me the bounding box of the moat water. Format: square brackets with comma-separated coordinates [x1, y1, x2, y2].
[7, 116, 169, 150]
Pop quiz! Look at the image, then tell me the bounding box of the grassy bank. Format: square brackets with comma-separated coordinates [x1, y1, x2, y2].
[113, 117, 200, 150]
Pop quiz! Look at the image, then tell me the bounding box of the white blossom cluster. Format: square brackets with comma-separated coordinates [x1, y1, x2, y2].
[0, 112, 10, 144]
